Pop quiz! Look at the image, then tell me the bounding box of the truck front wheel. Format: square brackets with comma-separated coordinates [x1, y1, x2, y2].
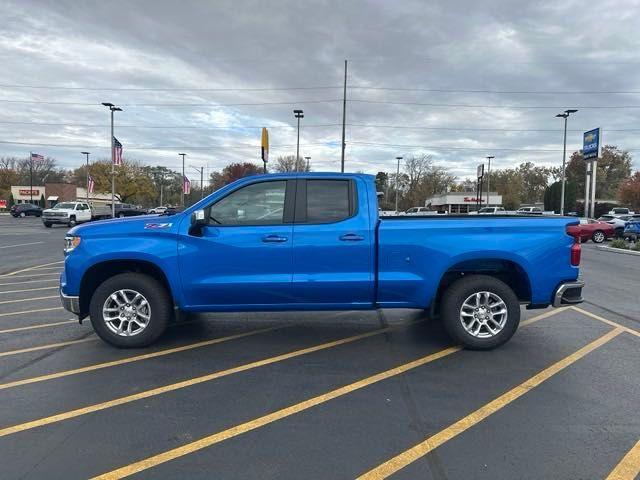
[440, 275, 520, 350]
[89, 273, 171, 348]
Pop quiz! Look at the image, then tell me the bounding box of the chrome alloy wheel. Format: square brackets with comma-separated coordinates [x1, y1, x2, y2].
[102, 289, 151, 337]
[459, 291, 508, 338]
[593, 231, 605, 243]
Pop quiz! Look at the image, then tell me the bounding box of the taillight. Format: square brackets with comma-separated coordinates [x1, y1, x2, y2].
[570, 238, 581, 266]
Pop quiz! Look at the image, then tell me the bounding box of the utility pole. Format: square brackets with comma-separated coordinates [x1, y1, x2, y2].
[179, 153, 186, 207]
[486, 156, 494, 205]
[29, 152, 33, 203]
[81, 151, 90, 201]
[102, 103, 122, 218]
[341, 59, 347, 173]
[555, 109, 578, 215]
[190, 165, 205, 200]
[395, 156, 403, 213]
[294, 110, 304, 170]
[159, 170, 165, 206]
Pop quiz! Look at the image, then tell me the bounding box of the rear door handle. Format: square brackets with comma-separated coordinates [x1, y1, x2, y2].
[339, 233, 364, 241]
[262, 235, 288, 243]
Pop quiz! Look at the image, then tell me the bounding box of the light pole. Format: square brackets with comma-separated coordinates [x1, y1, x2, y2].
[294, 109, 304, 170]
[304, 156, 311, 171]
[179, 153, 186, 207]
[102, 103, 122, 218]
[190, 165, 205, 200]
[486, 156, 494, 205]
[395, 156, 403, 213]
[81, 151, 90, 201]
[555, 109, 578, 215]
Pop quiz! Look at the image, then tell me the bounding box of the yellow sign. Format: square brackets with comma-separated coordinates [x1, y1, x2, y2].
[261, 127, 269, 163]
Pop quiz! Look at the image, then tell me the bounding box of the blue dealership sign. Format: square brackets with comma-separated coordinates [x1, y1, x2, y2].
[583, 128, 600, 160]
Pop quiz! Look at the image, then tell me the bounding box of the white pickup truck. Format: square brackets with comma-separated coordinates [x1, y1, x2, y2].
[42, 201, 111, 227]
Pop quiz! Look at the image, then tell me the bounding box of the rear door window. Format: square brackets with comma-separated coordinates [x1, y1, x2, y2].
[301, 180, 353, 223]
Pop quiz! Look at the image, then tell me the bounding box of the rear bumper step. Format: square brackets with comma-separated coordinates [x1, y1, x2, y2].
[553, 281, 585, 307]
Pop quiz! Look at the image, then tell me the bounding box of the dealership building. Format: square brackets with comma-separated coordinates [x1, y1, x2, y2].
[10, 184, 115, 207]
[424, 192, 503, 213]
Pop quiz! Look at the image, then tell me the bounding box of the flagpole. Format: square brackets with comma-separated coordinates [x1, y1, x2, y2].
[29, 152, 33, 203]
[110, 109, 115, 218]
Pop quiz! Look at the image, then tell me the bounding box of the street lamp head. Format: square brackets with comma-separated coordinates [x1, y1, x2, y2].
[566, 109, 578, 114]
[555, 113, 567, 118]
[101, 102, 114, 107]
[396, 156, 403, 160]
[81, 151, 90, 155]
[113, 107, 122, 112]
[178, 153, 186, 156]
[293, 109, 303, 114]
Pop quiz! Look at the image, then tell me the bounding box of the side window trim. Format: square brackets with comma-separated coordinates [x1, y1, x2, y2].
[204, 179, 295, 227]
[294, 178, 358, 225]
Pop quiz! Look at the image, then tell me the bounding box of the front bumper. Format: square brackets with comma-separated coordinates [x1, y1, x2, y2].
[43, 217, 70, 224]
[553, 281, 585, 307]
[60, 289, 81, 314]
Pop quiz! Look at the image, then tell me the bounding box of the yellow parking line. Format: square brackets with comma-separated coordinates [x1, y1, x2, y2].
[572, 306, 640, 339]
[0, 286, 58, 295]
[0, 273, 59, 279]
[0, 279, 59, 287]
[605, 439, 640, 480]
[0, 319, 76, 334]
[356, 327, 624, 479]
[0, 325, 282, 390]
[89, 309, 564, 479]
[0, 338, 96, 358]
[0, 322, 423, 439]
[0, 295, 58, 305]
[0, 261, 63, 277]
[0, 306, 63, 317]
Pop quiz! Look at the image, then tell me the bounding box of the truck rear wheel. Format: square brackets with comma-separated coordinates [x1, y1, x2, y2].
[440, 275, 520, 350]
[89, 273, 171, 348]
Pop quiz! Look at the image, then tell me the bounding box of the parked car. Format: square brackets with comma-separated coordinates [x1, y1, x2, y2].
[567, 218, 614, 243]
[148, 206, 168, 214]
[404, 207, 431, 215]
[608, 207, 634, 215]
[597, 214, 632, 237]
[113, 203, 147, 218]
[10, 203, 42, 217]
[60, 173, 583, 350]
[472, 206, 506, 215]
[622, 218, 640, 241]
[42, 201, 93, 227]
[516, 206, 543, 215]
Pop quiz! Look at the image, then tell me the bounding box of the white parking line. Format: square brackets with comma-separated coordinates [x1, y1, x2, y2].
[0, 286, 58, 295]
[0, 241, 44, 250]
[29, 266, 63, 271]
[0, 295, 58, 305]
[0, 273, 60, 279]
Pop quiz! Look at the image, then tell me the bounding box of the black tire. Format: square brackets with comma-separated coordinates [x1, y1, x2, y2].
[89, 273, 171, 348]
[615, 227, 624, 238]
[19, 212, 25, 218]
[118, 212, 125, 218]
[440, 275, 520, 350]
[43, 222, 52, 228]
[68, 216, 76, 227]
[591, 230, 605, 243]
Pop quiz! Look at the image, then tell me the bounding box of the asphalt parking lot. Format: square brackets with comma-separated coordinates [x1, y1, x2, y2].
[0, 215, 638, 480]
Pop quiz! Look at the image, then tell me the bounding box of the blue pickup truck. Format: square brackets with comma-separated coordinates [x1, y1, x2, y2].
[60, 173, 584, 350]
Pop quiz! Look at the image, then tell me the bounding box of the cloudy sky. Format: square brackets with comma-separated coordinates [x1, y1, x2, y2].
[1, 0, 639, 183]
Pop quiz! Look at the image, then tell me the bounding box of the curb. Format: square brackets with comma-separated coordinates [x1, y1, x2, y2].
[596, 245, 640, 257]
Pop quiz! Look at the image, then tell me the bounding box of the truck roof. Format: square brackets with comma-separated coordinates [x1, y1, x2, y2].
[244, 172, 375, 181]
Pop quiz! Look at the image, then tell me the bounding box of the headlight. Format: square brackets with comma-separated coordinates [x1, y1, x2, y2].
[64, 235, 81, 253]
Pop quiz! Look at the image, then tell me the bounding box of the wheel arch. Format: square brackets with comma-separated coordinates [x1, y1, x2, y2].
[79, 259, 174, 318]
[433, 258, 532, 313]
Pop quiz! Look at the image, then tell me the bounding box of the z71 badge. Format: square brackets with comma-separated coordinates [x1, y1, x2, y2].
[144, 223, 173, 229]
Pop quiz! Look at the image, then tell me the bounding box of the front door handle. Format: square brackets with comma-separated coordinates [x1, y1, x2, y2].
[262, 235, 288, 243]
[339, 233, 364, 241]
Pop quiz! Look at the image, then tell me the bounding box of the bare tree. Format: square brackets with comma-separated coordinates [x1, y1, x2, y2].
[273, 155, 311, 173]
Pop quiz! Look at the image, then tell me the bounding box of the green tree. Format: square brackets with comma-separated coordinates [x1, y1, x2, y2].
[565, 145, 633, 200]
[39, 194, 45, 208]
[618, 171, 640, 211]
[86, 159, 156, 205]
[544, 180, 578, 213]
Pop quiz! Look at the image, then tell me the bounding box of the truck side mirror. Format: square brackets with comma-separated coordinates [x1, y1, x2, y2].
[189, 209, 207, 236]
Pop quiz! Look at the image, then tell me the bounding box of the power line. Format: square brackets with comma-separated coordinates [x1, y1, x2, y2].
[0, 99, 341, 107]
[0, 121, 341, 129]
[348, 99, 640, 109]
[346, 124, 640, 132]
[348, 86, 640, 95]
[0, 140, 332, 150]
[0, 84, 341, 92]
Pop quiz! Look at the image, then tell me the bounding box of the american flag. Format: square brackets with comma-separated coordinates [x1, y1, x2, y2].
[31, 153, 44, 162]
[88, 175, 95, 194]
[113, 137, 123, 165]
[183, 175, 191, 195]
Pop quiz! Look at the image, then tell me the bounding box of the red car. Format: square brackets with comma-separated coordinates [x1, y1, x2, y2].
[567, 218, 614, 243]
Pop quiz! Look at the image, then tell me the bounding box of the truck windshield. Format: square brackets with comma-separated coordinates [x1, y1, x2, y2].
[53, 203, 76, 209]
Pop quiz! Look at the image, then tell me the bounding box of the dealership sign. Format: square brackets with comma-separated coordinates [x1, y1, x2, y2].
[583, 128, 600, 160]
[18, 189, 39, 196]
[464, 197, 485, 203]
